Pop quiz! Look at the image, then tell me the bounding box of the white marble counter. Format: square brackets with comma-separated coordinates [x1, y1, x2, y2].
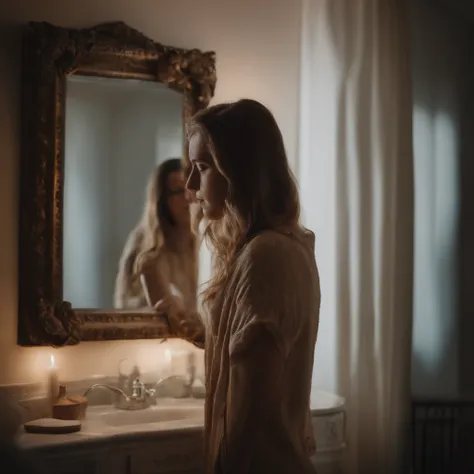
[16, 398, 204, 452]
[17, 389, 346, 453]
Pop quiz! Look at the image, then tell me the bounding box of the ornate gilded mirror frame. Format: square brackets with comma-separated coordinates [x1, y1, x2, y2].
[18, 21, 216, 346]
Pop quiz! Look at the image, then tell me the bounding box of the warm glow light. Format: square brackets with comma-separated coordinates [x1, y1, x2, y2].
[50, 354, 55, 368]
[165, 349, 172, 364]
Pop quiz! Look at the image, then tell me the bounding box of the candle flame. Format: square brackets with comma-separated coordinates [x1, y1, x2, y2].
[50, 354, 55, 368]
[165, 349, 172, 363]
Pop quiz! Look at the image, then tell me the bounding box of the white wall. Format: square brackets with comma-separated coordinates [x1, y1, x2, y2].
[0, 0, 301, 384]
[411, 0, 474, 396]
[63, 79, 114, 308]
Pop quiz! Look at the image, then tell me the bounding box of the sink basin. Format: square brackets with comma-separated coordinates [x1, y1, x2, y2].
[100, 405, 204, 427]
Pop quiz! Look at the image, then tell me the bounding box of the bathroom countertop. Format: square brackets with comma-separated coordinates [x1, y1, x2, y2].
[17, 390, 345, 452]
[16, 398, 205, 452]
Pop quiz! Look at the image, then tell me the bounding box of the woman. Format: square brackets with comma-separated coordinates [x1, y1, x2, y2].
[114, 158, 197, 315]
[183, 99, 320, 474]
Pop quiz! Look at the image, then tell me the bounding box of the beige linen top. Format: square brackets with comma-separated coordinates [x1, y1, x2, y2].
[203, 227, 320, 474]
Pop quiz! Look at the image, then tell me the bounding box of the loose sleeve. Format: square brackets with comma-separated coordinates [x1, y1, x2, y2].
[221, 326, 284, 474]
[229, 236, 300, 360]
[220, 236, 302, 473]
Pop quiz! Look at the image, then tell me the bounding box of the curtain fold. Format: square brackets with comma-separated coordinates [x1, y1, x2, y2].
[299, 1, 414, 473]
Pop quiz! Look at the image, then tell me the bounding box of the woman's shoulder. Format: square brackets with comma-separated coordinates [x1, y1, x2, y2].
[229, 227, 320, 335]
[242, 227, 315, 263]
[233, 228, 317, 288]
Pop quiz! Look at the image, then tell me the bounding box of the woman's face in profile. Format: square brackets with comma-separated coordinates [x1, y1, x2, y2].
[166, 170, 190, 226]
[186, 132, 227, 220]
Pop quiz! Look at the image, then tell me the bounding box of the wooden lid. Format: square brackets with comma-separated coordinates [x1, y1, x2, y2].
[24, 418, 81, 434]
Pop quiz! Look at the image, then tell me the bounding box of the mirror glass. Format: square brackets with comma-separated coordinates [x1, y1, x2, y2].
[63, 76, 184, 308]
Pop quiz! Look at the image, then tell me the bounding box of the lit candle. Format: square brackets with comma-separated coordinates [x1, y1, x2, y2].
[47, 354, 59, 409]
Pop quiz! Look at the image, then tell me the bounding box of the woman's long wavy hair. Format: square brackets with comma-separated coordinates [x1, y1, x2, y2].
[114, 159, 194, 307]
[186, 99, 300, 308]
[135, 158, 190, 272]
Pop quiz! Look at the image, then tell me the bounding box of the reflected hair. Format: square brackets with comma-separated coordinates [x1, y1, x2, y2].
[135, 158, 183, 273]
[186, 99, 300, 307]
[114, 158, 192, 307]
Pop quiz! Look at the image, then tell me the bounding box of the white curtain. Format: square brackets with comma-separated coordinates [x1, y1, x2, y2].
[299, 1, 414, 473]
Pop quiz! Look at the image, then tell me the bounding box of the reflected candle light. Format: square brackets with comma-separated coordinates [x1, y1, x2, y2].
[164, 349, 173, 377]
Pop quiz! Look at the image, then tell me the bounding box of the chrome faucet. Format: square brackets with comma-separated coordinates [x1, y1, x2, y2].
[83, 380, 152, 410]
[83, 352, 198, 410]
[83, 374, 196, 410]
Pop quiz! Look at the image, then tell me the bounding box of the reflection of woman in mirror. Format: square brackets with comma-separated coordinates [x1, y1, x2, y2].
[114, 158, 197, 316]
[178, 99, 320, 474]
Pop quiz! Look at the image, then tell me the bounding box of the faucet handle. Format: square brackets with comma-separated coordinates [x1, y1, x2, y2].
[118, 361, 141, 394]
[131, 378, 147, 399]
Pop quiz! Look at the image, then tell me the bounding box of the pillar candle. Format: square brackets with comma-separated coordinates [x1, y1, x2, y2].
[47, 354, 59, 409]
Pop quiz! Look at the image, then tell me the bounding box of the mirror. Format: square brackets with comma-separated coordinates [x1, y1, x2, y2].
[18, 21, 216, 346]
[63, 76, 183, 309]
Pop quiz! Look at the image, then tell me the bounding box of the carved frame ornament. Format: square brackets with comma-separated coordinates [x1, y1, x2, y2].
[18, 21, 216, 346]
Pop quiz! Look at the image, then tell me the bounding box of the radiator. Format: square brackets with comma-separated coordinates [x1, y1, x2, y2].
[411, 398, 474, 474]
